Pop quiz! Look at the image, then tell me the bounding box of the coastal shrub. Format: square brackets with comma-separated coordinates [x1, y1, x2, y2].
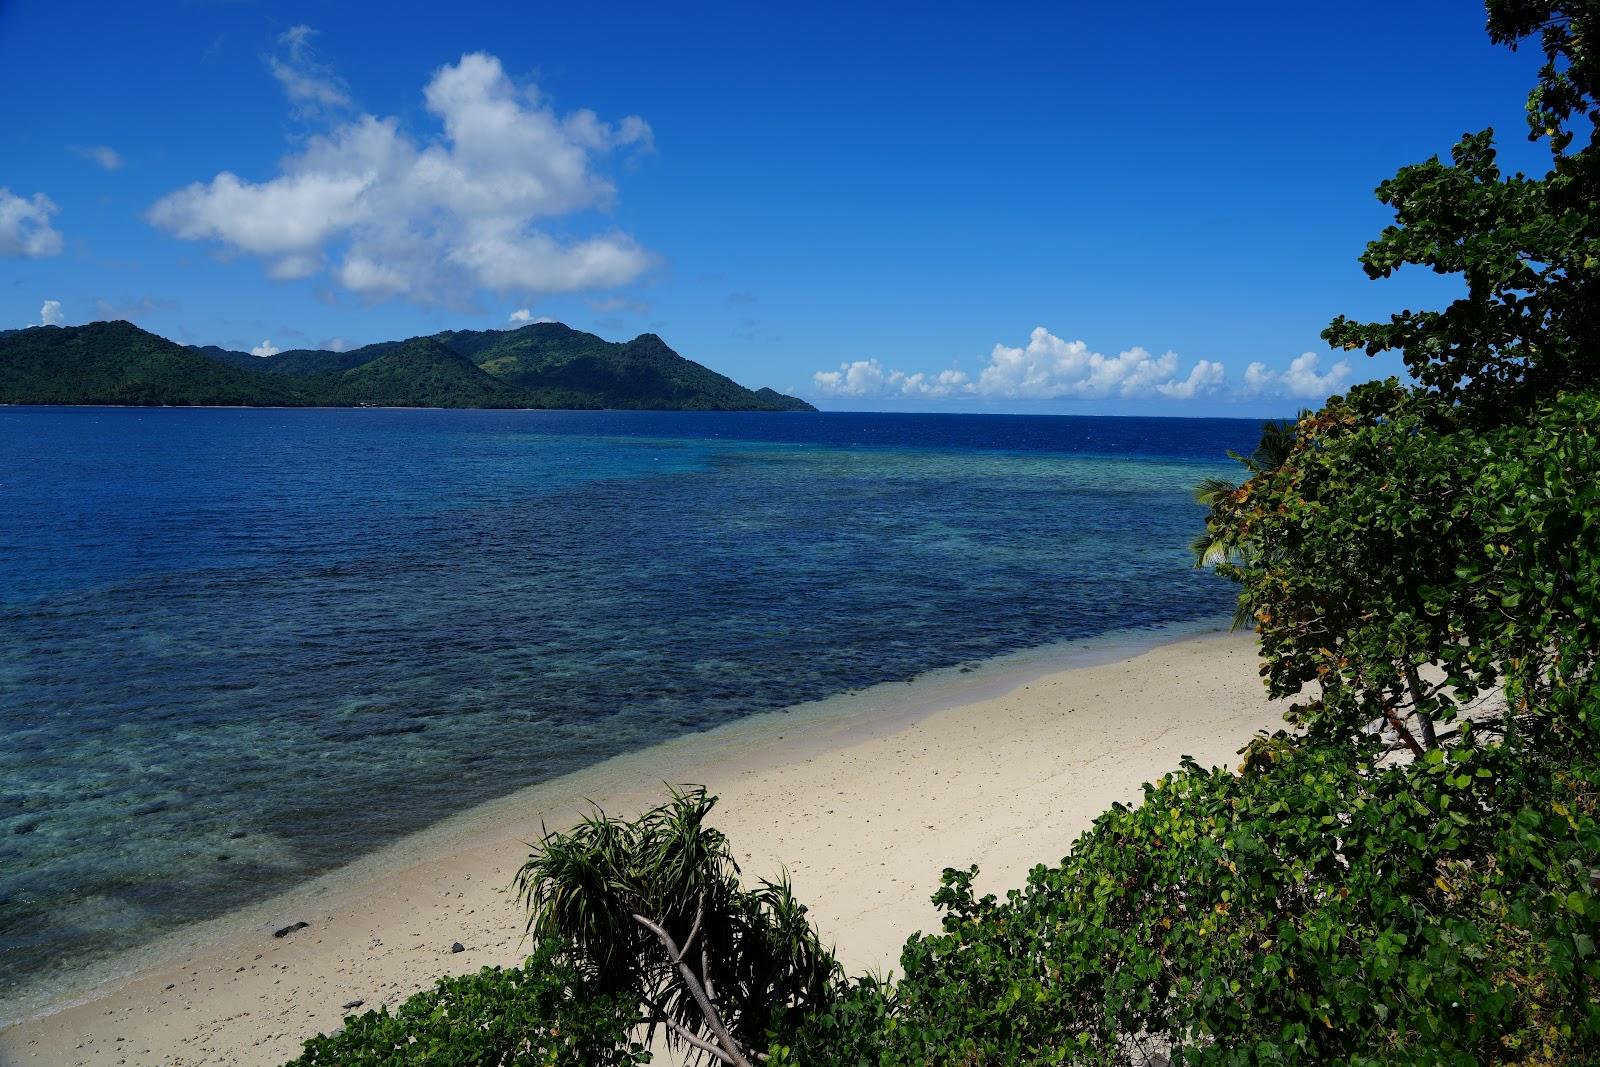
[515, 786, 843, 1065]
[1199, 385, 1600, 749]
[771, 719, 1600, 1064]
[284, 938, 648, 1066]
[1192, 0, 1600, 753]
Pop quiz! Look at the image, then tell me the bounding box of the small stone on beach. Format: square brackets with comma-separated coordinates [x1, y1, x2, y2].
[273, 921, 310, 938]
[450, 942, 464, 953]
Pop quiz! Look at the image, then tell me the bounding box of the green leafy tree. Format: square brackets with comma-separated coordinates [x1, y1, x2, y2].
[1191, 1, 1600, 750]
[1324, 2, 1600, 418]
[1198, 383, 1599, 751]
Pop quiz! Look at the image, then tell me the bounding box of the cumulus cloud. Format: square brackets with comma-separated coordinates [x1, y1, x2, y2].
[508, 307, 533, 323]
[1156, 359, 1227, 399]
[978, 330, 1195, 399]
[0, 188, 64, 258]
[38, 300, 63, 326]
[1242, 352, 1351, 398]
[72, 145, 124, 171]
[269, 25, 352, 116]
[250, 339, 281, 357]
[148, 48, 655, 307]
[813, 360, 973, 398]
[813, 327, 1225, 402]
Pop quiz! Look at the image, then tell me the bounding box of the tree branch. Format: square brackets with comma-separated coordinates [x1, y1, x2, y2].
[1403, 662, 1440, 749]
[682, 895, 705, 959]
[648, 1012, 736, 1065]
[1383, 701, 1427, 759]
[633, 912, 755, 1067]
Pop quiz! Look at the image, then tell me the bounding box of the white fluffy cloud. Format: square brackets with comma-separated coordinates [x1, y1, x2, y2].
[38, 300, 63, 326]
[0, 188, 64, 258]
[1242, 352, 1351, 398]
[148, 48, 654, 307]
[508, 307, 533, 323]
[1156, 359, 1227, 399]
[814, 327, 1225, 401]
[813, 361, 973, 398]
[250, 339, 281, 357]
[810, 328, 1369, 405]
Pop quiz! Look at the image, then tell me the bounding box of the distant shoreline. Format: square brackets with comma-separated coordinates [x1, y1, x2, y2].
[0, 320, 818, 411]
[0, 402, 822, 412]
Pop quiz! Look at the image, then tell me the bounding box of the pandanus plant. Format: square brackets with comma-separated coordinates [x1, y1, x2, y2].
[515, 786, 842, 1066]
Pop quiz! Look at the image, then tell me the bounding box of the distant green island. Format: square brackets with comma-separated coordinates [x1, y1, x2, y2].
[0, 319, 816, 411]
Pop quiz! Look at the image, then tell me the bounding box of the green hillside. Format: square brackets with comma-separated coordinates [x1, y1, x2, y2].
[198, 344, 393, 377]
[446, 322, 811, 410]
[0, 320, 816, 411]
[0, 322, 308, 406]
[456, 326, 787, 410]
[751, 387, 814, 412]
[312, 337, 534, 408]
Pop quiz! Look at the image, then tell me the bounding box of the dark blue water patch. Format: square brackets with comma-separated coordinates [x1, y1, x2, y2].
[0, 408, 1259, 1009]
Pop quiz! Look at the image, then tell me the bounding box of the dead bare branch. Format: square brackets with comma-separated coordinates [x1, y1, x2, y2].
[633, 912, 755, 1067]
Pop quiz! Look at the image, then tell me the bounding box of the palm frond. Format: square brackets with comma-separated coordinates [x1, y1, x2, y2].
[1191, 476, 1238, 507]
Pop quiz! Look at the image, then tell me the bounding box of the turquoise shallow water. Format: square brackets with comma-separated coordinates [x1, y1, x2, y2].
[0, 407, 1255, 1012]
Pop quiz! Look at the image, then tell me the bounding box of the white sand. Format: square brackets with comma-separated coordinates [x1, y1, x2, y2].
[0, 630, 1281, 1067]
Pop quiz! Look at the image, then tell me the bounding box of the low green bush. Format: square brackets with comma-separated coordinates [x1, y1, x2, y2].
[284, 938, 649, 1066]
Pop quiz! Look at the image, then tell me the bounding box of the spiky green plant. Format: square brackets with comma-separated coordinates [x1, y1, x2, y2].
[515, 786, 842, 1065]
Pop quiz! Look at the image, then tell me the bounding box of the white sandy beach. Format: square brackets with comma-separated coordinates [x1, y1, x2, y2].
[0, 629, 1282, 1067]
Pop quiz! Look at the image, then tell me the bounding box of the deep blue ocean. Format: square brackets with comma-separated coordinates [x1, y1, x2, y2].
[0, 407, 1257, 1011]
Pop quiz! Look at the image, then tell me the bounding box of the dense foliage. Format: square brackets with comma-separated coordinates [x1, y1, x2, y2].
[308, 337, 536, 408]
[0, 320, 815, 411]
[0, 321, 307, 406]
[285, 938, 648, 1066]
[774, 724, 1600, 1064]
[1201, 383, 1599, 750]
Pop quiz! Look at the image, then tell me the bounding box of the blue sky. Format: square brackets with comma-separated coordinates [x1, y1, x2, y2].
[0, 1, 1550, 415]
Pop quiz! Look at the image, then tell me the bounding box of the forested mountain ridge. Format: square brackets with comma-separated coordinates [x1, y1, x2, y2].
[0, 321, 306, 406]
[0, 320, 816, 411]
